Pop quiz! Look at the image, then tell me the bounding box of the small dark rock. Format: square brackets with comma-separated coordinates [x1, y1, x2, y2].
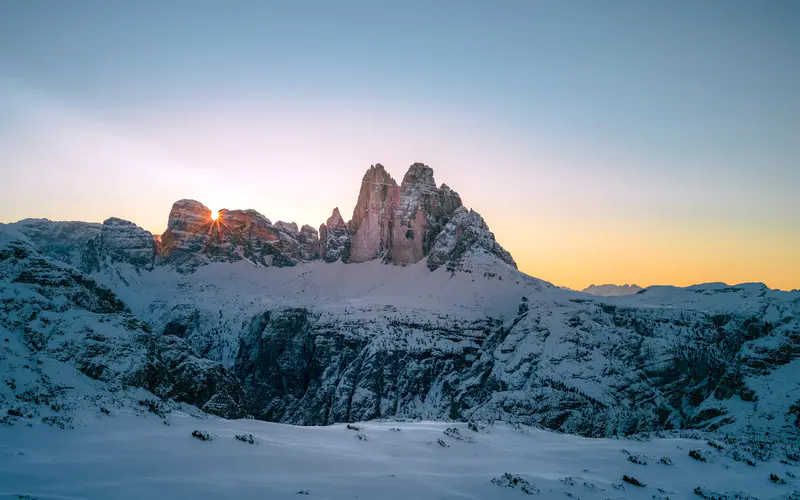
[628, 454, 647, 465]
[491, 473, 538, 495]
[622, 475, 645, 487]
[192, 430, 212, 441]
[690, 449, 707, 462]
[770, 473, 787, 484]
[235, 433, 258, 444]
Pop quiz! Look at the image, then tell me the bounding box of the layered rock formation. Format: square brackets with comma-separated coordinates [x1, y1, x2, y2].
[0, 231, 246, 420]
[389, 163, 463, 265]
[9, 163, 515, 275]
[99, 217, 157, 269]
[158, 200, 317, 271]
[146, 163, 507, 272]
[342, 162, 467, 267]
[274, 222, 319, 262]
[427, 207, 516, 271]
[4, 178, 800, 447]
[318, 208, 350, 262]
[13, 217, 156, 272]
[348, 164, 399, 263]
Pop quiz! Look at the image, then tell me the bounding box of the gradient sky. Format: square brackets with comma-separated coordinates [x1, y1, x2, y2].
[1, 1, 798, 290]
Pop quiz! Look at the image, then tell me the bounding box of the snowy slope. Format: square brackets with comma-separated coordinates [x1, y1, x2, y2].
[2, 410, 799, 500]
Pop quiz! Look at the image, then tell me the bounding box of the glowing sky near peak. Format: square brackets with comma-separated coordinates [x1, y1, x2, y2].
[1, 1, 798, 291]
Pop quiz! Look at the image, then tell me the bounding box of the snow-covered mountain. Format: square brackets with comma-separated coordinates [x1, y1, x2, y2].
[2, 163, 799, 453]
[582, 284, 645, 296]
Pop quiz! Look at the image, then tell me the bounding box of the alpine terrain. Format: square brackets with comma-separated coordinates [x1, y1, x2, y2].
[1, 163, 799, 499]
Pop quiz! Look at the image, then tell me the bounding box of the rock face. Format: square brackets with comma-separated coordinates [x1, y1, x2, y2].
[159, 199, 212, 257]
[4, 208, 800, 446]
[389, 163, 463, 265]
[349, 164, 399, 263]
[8, 163, 514, 275]
[299, 225, 320, 261]
[225, 283, 800, 439]
[0, 230, 246, 420]
[158, 200, 314, 271]
[99, 217, 156, 269]
[12, 217, 156, 272]
[427, 207, 517, 271]
[274, 222, 319, 262]
[318, 208, 350, 263]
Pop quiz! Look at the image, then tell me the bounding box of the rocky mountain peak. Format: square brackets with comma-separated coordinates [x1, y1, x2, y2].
[100, 217, 156, 269]
[159, 199, 213, 256]
[158, 200, 310, 271]
[12, 217, 156, 272]
[274, 221, 320, 261]
[400, 163, 437, 196]
[349, 164, 400, 263]
[390, 163, 463, 265]
[427, 206, 516, 271]
[10, 163, 513, 274]
[318, 207, 350, 262]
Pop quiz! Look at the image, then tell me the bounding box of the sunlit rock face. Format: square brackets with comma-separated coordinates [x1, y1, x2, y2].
[349, 164, 399, 263]
[159, 199, 213, 257]
[318, 208, 350, 262]
[389, 163, 463, 265]
[8, 163, 510, 274]
[427, 207, 516, 271]
[158, 200, 304, 270]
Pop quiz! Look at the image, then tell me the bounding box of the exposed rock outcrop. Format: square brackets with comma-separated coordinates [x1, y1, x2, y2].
[274, 221, 319, 262]
[318, 208, 350, 262]
[349, 164, 399, 263]
[427, 207, 516, 271]
[100, 217, 156, 269]
[12, 217, 156, 272]
[159, 199, 212, 257]
[0, 232, 246, 420]
[10, 162, 511, 274]
[158, 200, 309, 271]
[389, 163, 463, 265]
[299, 224, 320, 261]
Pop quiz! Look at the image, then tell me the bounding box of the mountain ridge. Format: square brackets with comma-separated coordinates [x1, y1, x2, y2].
[1, 162, 798, 446]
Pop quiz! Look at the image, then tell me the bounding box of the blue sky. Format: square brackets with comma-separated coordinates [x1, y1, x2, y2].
[1, 1, 798, 288]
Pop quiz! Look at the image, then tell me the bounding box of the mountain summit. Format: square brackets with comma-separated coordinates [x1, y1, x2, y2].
[156, 163, 515, 272]
[2, 161, 798, 456]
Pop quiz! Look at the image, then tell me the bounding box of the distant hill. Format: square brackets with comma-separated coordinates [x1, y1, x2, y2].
[581, 283, 644, 296]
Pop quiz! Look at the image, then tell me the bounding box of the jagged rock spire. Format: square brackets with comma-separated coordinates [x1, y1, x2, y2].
[318, 207, 350, 262]
[349, 164, 400, 263]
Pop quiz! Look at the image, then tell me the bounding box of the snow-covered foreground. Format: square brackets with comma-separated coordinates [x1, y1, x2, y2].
[1, 412, 797, 500]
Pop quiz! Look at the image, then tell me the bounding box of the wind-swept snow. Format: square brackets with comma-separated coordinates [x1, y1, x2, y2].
[1, 411, 797, 500]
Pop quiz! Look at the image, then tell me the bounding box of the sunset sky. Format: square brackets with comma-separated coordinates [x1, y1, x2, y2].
[1, 1, 798, 290]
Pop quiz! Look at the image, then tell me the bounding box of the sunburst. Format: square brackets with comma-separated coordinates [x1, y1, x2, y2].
[203, 209, 231, 239]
